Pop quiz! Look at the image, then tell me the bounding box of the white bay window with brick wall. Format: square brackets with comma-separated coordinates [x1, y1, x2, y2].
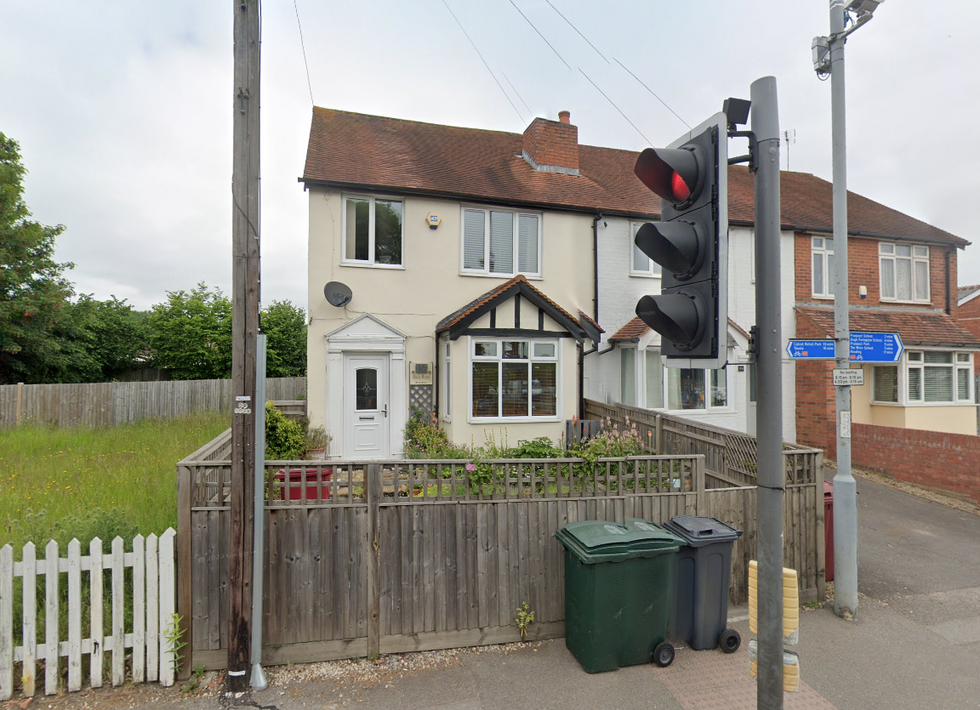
[872, 350, 973, 405]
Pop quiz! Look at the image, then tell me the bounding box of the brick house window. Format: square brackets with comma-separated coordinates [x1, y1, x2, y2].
[343, 195, 404, 266]
[461, 208, 541, 277]
[630, 222, 663, 277]
[811, 237, 834, 298]
[880, 243, 929, 302]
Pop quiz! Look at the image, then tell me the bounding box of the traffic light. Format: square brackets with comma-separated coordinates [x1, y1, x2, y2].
[633, 114, 728, 369]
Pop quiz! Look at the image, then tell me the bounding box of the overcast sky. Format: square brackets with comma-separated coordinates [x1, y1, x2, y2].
[2, 0, 978, 312]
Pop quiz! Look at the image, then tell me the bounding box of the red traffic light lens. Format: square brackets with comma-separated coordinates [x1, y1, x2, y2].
[671, 171, 691, 202]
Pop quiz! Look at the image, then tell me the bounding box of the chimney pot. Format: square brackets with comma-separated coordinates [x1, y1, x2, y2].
[558, 110, 570, 124]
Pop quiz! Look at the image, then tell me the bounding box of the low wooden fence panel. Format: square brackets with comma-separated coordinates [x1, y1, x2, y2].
[0, 530, 177, 702]
[0, 377, 306, 428]
[178, 447, 821, 671]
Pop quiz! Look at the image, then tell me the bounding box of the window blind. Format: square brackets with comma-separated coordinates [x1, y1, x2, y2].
[489, 211, 513, 274]
[463, 209, 485, 270]
[518, 214, 538, 274]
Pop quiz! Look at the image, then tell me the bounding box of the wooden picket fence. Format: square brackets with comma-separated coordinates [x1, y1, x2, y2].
[0, 529, 177, 701]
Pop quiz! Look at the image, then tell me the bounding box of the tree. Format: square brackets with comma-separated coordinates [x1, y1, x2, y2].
[62, 295, 150, 381]
[0, 132, 75, 384]
[147, 283, 232, 380]
[261, 300, 307, 377]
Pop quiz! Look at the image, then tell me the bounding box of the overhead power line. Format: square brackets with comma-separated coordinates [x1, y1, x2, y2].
[502, 72, 532, 115]
[579, 68, 651, 146]
[507, 0, 571, 70]
[615, 58, 691, 130]
[293, 0, 315, 107]
[545, 0, 609, 64]
[441, 0, 526, 125]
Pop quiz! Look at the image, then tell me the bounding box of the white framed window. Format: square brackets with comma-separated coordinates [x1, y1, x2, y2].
[637, 348, 730, 412]
[811, 237, 835, 298]
[343, 195, 404, 266]
[880, 243, 929, 302]
[470, 337, 559, 420]
[442, 340, 452, 420]
[630, 222, 663, 277]
[461, 207, 541, 277]
[871, 350, 973, 405]
[872, 365, 899, 403]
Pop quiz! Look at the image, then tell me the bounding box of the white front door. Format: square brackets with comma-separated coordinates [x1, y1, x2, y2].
[344, 354, 389, 459]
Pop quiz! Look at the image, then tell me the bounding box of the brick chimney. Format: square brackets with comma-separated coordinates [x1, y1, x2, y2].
[522, 111, 579, 175]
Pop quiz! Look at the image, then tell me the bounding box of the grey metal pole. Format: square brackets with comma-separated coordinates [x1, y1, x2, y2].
[751, 76, 784, 710]
[829, 0, 858, 619]
[250, 334, 268, 690]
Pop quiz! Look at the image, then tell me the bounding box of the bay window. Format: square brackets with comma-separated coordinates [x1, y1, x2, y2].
[471, 339, 558, 419]
[872, 350, 973, 405]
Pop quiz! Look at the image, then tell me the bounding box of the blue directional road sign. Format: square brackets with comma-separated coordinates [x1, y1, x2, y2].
[849, 332, 903, 363]
[786, 339, 836, 359]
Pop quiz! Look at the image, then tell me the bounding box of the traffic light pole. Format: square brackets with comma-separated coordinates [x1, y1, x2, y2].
[751, 76, 784, 710]
[829, 0, 858, 621]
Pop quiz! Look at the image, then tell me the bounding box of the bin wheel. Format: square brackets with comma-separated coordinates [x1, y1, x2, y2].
[652, 641, 675, 668]
[719, 628, 741, 654]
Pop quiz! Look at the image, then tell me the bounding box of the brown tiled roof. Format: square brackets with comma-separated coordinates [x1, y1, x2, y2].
[435, 274, 598, 341]
[609, 317, 650, 343]
[797, 306, 980, 347]
[610, 317, 749, 343]
[728, 169, 969, 248]
[302, 107, 970, 247]
[303, 107, 656, 217]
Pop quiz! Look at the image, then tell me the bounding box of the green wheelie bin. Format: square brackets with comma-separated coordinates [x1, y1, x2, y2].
[557, 519, 683, 672]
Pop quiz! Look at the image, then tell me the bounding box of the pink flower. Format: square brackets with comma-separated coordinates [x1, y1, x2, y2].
[466, 463, 476, 471]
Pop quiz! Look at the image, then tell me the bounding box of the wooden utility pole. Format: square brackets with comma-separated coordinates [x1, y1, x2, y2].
[228, 0, 260, 692]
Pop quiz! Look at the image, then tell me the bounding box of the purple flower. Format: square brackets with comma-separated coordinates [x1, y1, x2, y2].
[466, 463, 477, 471]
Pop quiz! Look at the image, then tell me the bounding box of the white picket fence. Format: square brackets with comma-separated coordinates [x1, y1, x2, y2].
[0, 529, 177, 701]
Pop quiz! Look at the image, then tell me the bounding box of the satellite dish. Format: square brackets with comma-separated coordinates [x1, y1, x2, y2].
[324, 281, 353, 307]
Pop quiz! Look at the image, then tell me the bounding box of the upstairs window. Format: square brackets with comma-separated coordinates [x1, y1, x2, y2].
[880, 243, 929, 302]
[462, 208, 541, 277]
[343, 195, 403, 266]
[630, 222, 663, 277]
[811, 237, 835, 298]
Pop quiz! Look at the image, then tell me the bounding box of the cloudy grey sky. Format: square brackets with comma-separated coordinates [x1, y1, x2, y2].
[2, 0, 978, 312]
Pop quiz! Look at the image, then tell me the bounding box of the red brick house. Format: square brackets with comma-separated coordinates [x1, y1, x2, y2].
[958, 284, 980, 375]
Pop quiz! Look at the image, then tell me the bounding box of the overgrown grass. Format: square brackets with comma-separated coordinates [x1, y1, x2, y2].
[0, 412, 229, 550]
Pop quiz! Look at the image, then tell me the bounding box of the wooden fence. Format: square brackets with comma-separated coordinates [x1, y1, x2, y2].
[0, 530, 177, 702]
[583, 399, 823, 489]
[177, 446, 823, 671]
[0, 377, 306, 429]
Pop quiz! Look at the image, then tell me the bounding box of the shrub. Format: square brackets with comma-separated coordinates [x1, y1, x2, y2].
[569, 416, 644, 474]
[265, 400, 306, 459]
[511, 436, 563, 459]
[404, 406, 470, 459]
